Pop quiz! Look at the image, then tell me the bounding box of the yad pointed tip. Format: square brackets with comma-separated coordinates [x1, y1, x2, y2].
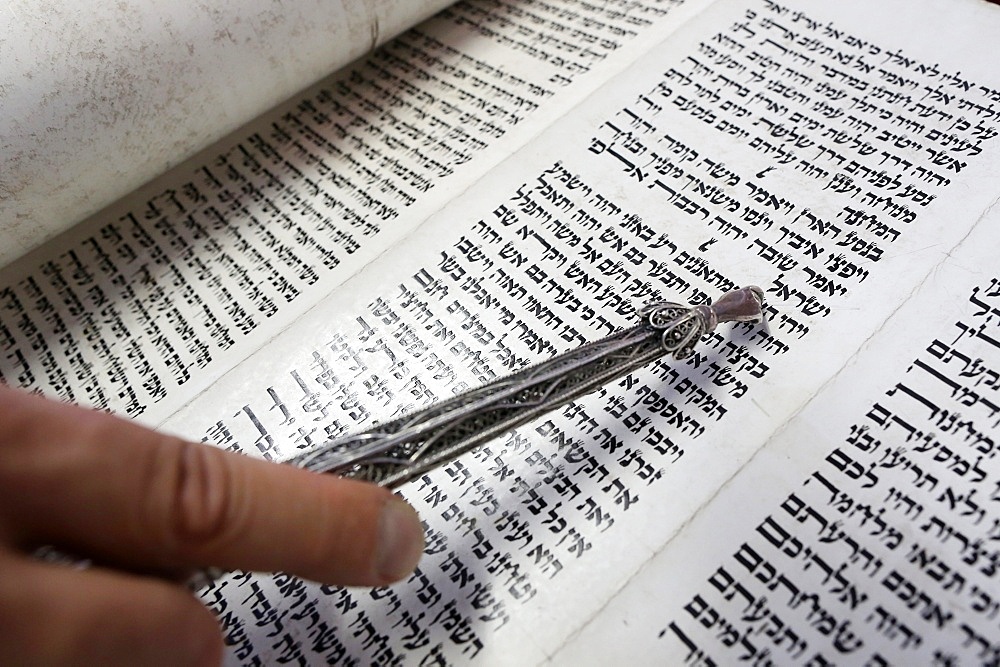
[709, 286, 765, 327]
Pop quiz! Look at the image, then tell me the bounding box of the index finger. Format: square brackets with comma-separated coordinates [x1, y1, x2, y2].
[0, 386, 424, 586]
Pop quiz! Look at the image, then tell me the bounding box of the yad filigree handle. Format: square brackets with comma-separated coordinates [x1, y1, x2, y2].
[286, 286, 764, 489]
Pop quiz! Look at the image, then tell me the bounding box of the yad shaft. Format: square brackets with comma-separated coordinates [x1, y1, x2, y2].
[186, 286, 764, 589]
[286, 286, 764, 489]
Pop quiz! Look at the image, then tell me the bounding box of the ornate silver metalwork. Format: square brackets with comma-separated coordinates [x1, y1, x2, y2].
[287, 286, 764, 489]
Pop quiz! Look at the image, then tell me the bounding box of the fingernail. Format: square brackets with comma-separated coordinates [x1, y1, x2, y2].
[376, 497, 425, 582]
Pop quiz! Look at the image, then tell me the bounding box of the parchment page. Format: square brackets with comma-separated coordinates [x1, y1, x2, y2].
[153, 0, 1000, 662]
[0, 0, 709, 429]
[0, 0, 450, 266]
[549, 1, 1000, 662]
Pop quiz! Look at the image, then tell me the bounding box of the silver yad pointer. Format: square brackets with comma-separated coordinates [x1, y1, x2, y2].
[286, 285, 765, 488]
[187, 286, 764, 589]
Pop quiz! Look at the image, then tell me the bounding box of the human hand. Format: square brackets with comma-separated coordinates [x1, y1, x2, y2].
[0, 385, 425, 665]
